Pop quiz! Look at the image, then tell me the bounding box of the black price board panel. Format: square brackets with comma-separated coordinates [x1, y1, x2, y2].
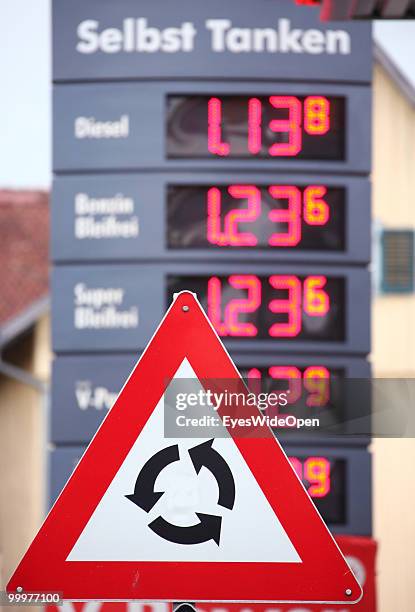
[52, 0, 371, 83]
[51, 354, 370, 444]
[52, 173, 371, 265]
[167, 94, 346, 160]
[281, 445, 371, 535]
[53, 82, 371, 174]
[51, 263, 370, 354]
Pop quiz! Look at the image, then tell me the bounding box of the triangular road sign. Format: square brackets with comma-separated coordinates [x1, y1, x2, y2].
[7, 292, 362, 604]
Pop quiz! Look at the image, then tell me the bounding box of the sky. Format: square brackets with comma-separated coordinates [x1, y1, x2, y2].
[0, 0, 50, 189]
[0, 0, 414, 189]
[374, 21, 415, 86]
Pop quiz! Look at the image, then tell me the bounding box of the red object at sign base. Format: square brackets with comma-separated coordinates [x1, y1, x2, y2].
[296, 1, 321, 6]
[45, 537, 377, 611]
[8, 293, 362, 604]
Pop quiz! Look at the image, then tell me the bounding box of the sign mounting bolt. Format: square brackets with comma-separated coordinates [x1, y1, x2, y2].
[345, 588, 352, 596]
[182, 305, 190, 312]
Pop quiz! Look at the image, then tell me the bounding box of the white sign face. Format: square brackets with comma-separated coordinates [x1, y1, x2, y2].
[68, 358, 301, 563]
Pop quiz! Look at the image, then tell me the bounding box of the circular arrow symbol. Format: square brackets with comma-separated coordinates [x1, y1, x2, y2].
[126, 440, 235, 546]
[149, 513, 222, 546]
[188, 439, 235, 510]
[125, 443, 180, 512]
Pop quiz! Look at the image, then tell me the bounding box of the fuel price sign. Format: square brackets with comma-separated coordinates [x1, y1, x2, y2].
[51, 263, 370, 354]
[167, 95, 345, 160]
[168, 273, 345, 341]
[53, 82, 370, 173]
[52, 174, 370, 264]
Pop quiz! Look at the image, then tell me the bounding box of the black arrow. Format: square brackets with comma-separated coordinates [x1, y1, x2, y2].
[148, 513, 222, 546]
[188, 439, 235, 510]
[125, 444, 180, 512]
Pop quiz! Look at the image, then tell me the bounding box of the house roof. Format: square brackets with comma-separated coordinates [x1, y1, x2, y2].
[0, 190, 49, 347]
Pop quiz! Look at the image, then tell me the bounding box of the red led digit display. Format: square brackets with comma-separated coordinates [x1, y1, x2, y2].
[289, 456, 331, 498]
[166, 95, 345, 160]
[288, 456, 346, 525]
[239, 364, 345, 427]
[246, 365, 335, 407]
[167, 274, 345, 342]
[167, 184, 345, 251]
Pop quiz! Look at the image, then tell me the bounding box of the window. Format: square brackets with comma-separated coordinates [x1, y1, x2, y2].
[381, 230, 414, 294]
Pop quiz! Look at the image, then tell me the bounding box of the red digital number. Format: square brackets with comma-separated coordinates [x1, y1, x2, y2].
[268, 275, 302, 337]
[304, 185, 330, 225]
[207, 97, 230, 156]
[304, 96, 330, 135]
[208, 96, 331, 157]
[206, 184, 330, 248]
[207, 275, 330, 338]
[269, 96, 302, 156]
[247, 365, 331, 407]
[305, 457, 331, 497]
[207, 185, 260, 247]
[274, 365, 330, 406]
[269, 275, 330, 337]
[207, 275, 261, 337]
[268, 186, 301, 247]
[268, 366, 302, 403]
[289, 456, 331, 498]
[248, 97, 262, 154]
[304, 366, 330, 407]
[304, 275, 330, 316]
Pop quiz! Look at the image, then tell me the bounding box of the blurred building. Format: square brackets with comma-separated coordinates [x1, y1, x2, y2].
[0, 190, 50, 591]
[1, 42, 415, 610]
[371, 42, 415, 612]
[372, 43, 415, 376]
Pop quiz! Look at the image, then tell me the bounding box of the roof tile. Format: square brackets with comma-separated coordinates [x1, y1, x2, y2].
[0, 190, 49, 327]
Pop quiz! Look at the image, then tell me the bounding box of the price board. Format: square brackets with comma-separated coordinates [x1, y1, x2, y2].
[51, 263, 370, 354]
[53, 82, 370, 173]
[52, 0, 371, 83]
[52, 173, 370, 264]
[51, 354, 370, 445]
[51, 0, 373, 550]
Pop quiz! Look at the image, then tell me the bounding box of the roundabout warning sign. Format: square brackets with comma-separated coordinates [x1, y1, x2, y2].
[7, 292, 362, 604]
